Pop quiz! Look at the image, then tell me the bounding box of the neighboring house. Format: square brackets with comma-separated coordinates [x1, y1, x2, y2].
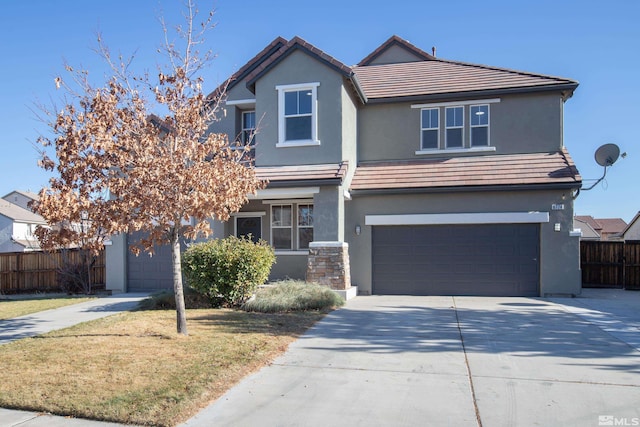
[619, 212, 640, 241]
[574, 215, 627, 241]
[0, 198, 47, 252]
[107, 35, 583, 297]
[572, 217, 600, 240]
[2, 190, 39, 211]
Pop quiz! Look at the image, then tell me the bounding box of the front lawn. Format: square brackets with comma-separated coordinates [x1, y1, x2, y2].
[0, 296, 96, 320]
[0, 308, 323, 426]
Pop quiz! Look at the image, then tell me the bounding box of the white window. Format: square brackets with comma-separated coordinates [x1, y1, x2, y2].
[241, 110, 256, 145]
[297, 204, 314, 249]
[276, 82, 320, 146]
[445, 106, 464, 148]
[270, 203, 314, 251]
[470, 104, 489, 147]
[420, 108, 439, 150]
[271, 205, 292, 250]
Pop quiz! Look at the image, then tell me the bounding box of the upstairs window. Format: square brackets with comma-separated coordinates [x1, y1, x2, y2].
[470, 104, 489, 147]
[241, 111, 256, 145]
[420, 108, 439, 150]
[445, 106, 464, 148]
[276, 82, 320, 146]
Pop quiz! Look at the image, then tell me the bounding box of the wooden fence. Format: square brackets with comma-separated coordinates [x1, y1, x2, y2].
[580, 240, 640, 290]
[0, 249, 105, 294]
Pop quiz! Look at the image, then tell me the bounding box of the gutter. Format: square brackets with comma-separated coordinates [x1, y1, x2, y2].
[349, 182, 582, 196]
[364, 83, 579, 105]
[265, 178, 344, 188]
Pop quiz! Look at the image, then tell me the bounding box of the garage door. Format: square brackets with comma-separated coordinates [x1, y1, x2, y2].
[372, 224, 539, 296]
[127, 232, 173, 292]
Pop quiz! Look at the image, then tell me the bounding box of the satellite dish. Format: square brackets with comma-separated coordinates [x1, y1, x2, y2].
[594, 143, 620, 167]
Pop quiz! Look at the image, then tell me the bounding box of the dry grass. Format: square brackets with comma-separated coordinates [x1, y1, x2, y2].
[0, 296, 96, 320]
[0, 308, 323, 426]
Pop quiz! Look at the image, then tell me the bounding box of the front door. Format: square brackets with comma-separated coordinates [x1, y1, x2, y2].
[236, 216, 262, 243]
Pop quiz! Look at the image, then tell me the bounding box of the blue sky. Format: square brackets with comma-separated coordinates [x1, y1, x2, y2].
[1, 0, 638, 222]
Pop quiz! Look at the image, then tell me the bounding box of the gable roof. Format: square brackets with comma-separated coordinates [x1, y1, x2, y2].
[574, 215, 628, 236]
[596, 218, 627, 234]
[573, 217, 600, 239]
[575, 215, 602, 232]
[207, 36, 287, 100]
[357, 35, 435, 66]
[2, 190, 39, 201]
[354, 59, 578, 102]
[0, 200, 47, 223]
[621, 211, 640, 237]
[350, 149, 581, 193]
[245, 36, 367, 103]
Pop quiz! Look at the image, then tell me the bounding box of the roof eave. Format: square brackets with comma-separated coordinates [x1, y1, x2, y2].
[265, 178, 343, 188]
[364, 83, 579, 105]
[350, 181, 582, 196]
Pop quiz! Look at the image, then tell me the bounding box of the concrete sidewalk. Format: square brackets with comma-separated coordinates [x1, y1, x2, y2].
[0, 293, 149, 427]
[0, 293, 150, 345]
[182, 290, 640, 427]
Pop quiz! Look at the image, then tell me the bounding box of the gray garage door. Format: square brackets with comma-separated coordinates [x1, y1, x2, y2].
[127, 232, 173, 292]
[372, 224, 539, 296]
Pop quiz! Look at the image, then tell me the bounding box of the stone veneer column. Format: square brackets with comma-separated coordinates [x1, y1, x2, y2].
[306, 242, 351, 290]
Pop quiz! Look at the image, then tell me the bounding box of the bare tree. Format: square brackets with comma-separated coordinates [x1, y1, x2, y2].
[32, 0, 263, 335]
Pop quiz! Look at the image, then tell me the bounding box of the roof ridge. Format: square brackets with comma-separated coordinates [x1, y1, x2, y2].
[245, 36, 354, 91]
[356, 57, 577, 85]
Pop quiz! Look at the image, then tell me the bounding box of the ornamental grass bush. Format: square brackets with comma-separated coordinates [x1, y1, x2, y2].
[182, 236, 276, 307]
[242, 279, 345, 313]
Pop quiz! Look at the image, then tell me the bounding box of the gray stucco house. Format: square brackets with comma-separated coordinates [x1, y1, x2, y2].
[107, 35, 583, 297]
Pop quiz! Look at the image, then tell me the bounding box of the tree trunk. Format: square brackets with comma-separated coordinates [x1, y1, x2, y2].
[170, 227, 188, 335]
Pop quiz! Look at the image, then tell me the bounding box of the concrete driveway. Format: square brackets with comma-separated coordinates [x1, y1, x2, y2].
[183, 290, 640, 427]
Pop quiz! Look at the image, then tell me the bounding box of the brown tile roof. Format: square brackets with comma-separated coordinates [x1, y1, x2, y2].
[256, 161, 348, 185]
[357, 35, 435, 66]
[350, 149, 581, 192]
[354, 59, 578, 101]
[574, 216, 628, 235]
[246, 36, 356, 93]
[595, 218, 627, 234]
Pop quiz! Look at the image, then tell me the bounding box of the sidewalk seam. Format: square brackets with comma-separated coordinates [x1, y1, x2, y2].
[453, 296, 483, 427]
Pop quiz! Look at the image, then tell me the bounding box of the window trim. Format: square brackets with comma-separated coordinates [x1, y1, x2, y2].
[445, 106, 464, 149]
[470, 104, 490, 147]
[270, 204, 293, 250]
[241, 110, 256, 146]
[276, 82, 320, 147]
[232, 211, 266, 240]
[297, 204, 314, 250]
[420, 108, 439, 150]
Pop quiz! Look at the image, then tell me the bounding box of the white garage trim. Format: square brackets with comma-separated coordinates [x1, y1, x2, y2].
[365, 212, 549, 226]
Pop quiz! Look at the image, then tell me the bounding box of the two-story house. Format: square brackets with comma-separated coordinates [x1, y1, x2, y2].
[0, 191, 46, 252]
[106, 35, 582, 297]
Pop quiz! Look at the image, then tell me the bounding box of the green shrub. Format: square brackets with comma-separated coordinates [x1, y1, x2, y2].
[182, 236, 276, 307]
[138, 287, 211, 310]
[242, 280, 345, 313]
